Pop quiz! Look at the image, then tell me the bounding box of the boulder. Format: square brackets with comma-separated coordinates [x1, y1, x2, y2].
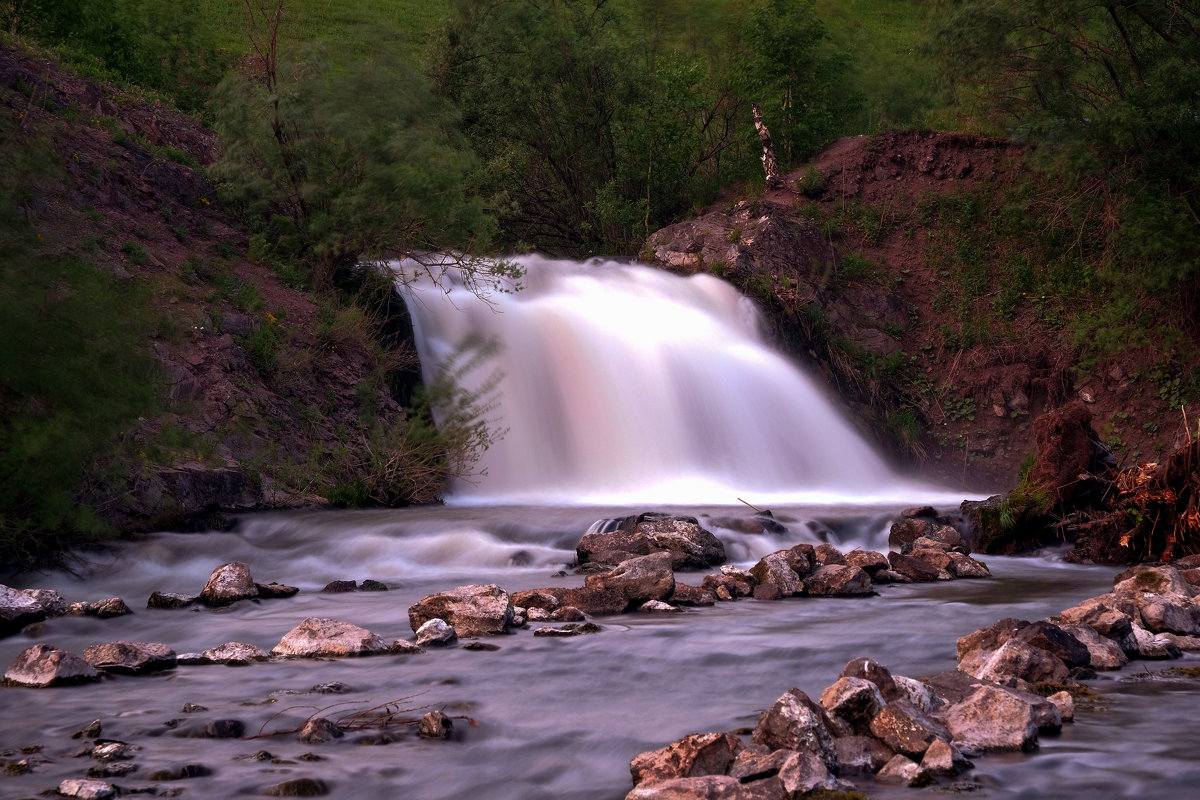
[200, 562, 258, 607]
[200, 641, 270, 665]
[750, 688, 836, 764]
[908, 546, 952, 571]
[1047, 690, 1075, 722]
[942, 684, 1052, 752]
[264, 778, 330, 797]
[415, 618, 458, 647]
[1114, 565, 1195, 599]
[670, 584, 716, 606]
[919, 738, 972, 775]
[271, 617, 389, 658]
[868, 701, 948, 760]
[83, 641, 177, 674]
[633, 516, 726, 569]
[532, 622, 601, 637]
[0, 584, 49, 636]
[956, 617, 1030, 671]
[544, 586, 627, 616]
[5, 643, 99, 687]
[874, 754, 925, 786]
[1130, 624, 1182, 659]
[833, 736, 895, 775]
[640, 600, 681, 613]
[585, 552, 676, 605]
[1059, 623, 1128, 669]
[256, 582, 300, 599]
[1014, 620, 1091, 667]
[576, 528, 654, 566]
[971, 639, 1071, 685]
[812, 543, 846, 566]
[774, 750, 839, 795]
[321, 580, 358, 593]
[147, 591, 199, 609]
[67, 598, 132, 618]
[887, 552, 941, 582]
[407, 584, 514, 636]
[1137, 594, 1200, 636]
[891, 674, 940, 713]
[889, 517, 934, 550]
[820, 677, 884, 734]
[840, 656, 902, 702]
[804, 564, 873, 596]
[511, 590, 560, 612]
[945, 551, 991, 578]
[783, 544, 816, 577]
[630, 732, 744, 785]
[844, 550, 888, 575]
[749, 552, 803, 597]
[624, 775, 744, 800]
[57, 779, 117, 800]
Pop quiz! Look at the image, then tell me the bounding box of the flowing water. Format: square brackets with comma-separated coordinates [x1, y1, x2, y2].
[4, 259, 1199, 798]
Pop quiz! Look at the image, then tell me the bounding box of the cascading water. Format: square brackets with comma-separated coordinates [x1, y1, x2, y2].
[401, 255, 942, 506]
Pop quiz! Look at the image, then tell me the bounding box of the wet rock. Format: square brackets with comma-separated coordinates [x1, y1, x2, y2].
[804, 564, 873, 596]
[1015, 620, 1091, 667]
[511, 590, 560, 612]
[1058, 596, 1137, 645]
[868, 701, 947, 760]
[66, 598, 132, 618]
[415, 618, 458, 647]
[86, 762, 137, 778]
[891, 674, 940, 712]
[200, 562, 258, 607]
[640, 600, 681, 613]
[632, 516, 726, 569]
[83, 641, 176, 674]
[875, 753, 926, 785]
[1059, 623, 1128, 669]
[1131, 624, 1182, 659]
[887, 552, 940, 582]
[700, 574, 750, 600]
[775, 749, 839, 794]
[321, 580, 358, 593]
[749, 552, 803, 597]
[752, 584, 782, 601]
[750, 688, 836, 763]
[942, 684, 1047, 752]
[945, 551, 991, 578]
[1047, 690, 1075, 722]
[669, 583, 716, 606]
[585, 552, 676, 605]
[872, 569, 911, 584]
[264, 777, 330, 796]
[0, 585, 51, 636]
[1113, 564, 1194, 598]
[971, 639, 1071, 685]
[256, 582, 300, 599]
[146, 763, 212, 780]
[181, 702, 207, 713]
[908, 546, 952, 571]
[418, 710, 453, 740]
[820, 677, 884, 734]
[297, 717, 343, 744]
[1138, 595, 1200, 636]
[201, 641, 271, 665]
[57, 778, 117, 799]
[844, 549, 888, 576]
[919, 738, 972, 775]
[73, 719, 103, 739]
[957, 617, 1030, 671]
[4, 643, 99, 687]
[532, 622, 601, 637]
[551, 605, 586, 622]
[91, 741, 138, 761]
[623, 775, 743, 800]
[813, 543, 846, 566]
[407, 584, 514, 637]
[147, 591, 199, 610]
[272, 617, 389, 658]
[889, 517, 935, 550]
[833, 735, 895, 775]
[630, 731, 744, 785]
[840, 656, 901, 702]
[359, 579, 388, 591]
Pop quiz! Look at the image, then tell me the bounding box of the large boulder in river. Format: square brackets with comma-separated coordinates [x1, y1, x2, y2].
[83, 641, 177, 674]
[804, 564, 873, 596]
[407, 583, 514, 637]
[630, 732, 744, 786]
[578, 515, 725, 569]
[942, 684, 1053, 752]
[199, 562, 258, 607]
[271, 617, 389, 658]
[749, 552, 803, 597]
[750, 688, 837, 764]
[1, 585, 51, 636]
[585, 552, 675, 606]
[5, 643, 99, 687]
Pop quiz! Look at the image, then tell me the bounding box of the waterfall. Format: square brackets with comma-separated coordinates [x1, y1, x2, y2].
[400, 255, 935, 506]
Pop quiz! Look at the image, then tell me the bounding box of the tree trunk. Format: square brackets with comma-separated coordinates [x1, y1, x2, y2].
[752, 103, 783, 189]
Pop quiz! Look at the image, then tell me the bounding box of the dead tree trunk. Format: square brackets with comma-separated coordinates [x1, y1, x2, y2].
[752, 103, 783, 189]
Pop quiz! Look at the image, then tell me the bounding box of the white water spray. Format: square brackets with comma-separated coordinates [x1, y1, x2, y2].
[401, 255, 940, 506]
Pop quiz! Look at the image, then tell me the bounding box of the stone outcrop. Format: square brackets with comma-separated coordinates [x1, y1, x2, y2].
[407, 584, 515, 637]
[83, 641, 177, 674]
[585, 552, 676, 607]
[5, 643, 100, 687]
[577, 514, 725, 569]
[271, 617, 389, 658]
[199, 562, 259, 607]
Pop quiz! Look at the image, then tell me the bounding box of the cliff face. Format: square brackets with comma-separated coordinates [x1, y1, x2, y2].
[1, 41, 413, 535]
[645, 131, 1197, 491]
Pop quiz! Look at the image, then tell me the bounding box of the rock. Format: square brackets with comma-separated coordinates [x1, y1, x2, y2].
[1047, 690, 1075, 722]
[630, 731, 744, 785]
[146, 763, 212, 780]
[840, 656, 901, 702]
[971, 639, 1071, 685]
[820, 677, 884, 734]
[390, 639, 424, 654]
[271, 617, 390, 658]
[889, 517, 934, 550]
[1137, 595, 1200, 636]
[511, 590, 560, 612]
[1058, 595, 1137, 644]
[264, 777, 330, 796]
[147, 591, 199, 609]
[201, 641, 270, 665]
[256, 581, 300, 599]
[297, 717, 343, 744]
[908, 546, 952, 571]
[945, 552, 991, 578]
[1059, 623, 1128, 669]
[752, 584, 783, 601]
[749, 552, 803, 597]
[200, 562, 258, 606]
[844, 549, 888, 575]
[942, 684, 1048, 752]
[891, 675, 939, 712]
[186, 719, 246, 738]
[782, 544, 815, 577]
[1025, 400, 1103, 508]
[408, 584, 514, 636]
[812, 543, 846, 566]
[920, 738, 972, 775]
[750, 688, 836, 763]
[418, 710, 453, 739]
[74, 719, 103, 739]
[928, 525, 968, 552]
[804, 564, 873, 596]
[0, 585, 50, 636]
[91, 741, 138, 761]
[640, 600, 681, 613]
[1015, 620, 1091, 667]
[532, 622, 602, 637]
[869, 701, 947, 759]
[67, 598, 132, 618]
[83, 641, 176, 674]
[875, 753, 926, 785]
[1131, 624, 1182, 659]
[415, 618, 459, 646]
[585, 552, 676, 605]
[551, 606, 586, 622]
[887, 552, 941, 582]
[57, 778, 117, 799]
[546, 586, 627, 616]
[670, 583, 716, 606]
[833, 735, 895, 775]
[872, 569, 910, 584]
[632, 516, 726, 569]
[359, 579, 388, 591]
[776, 749, 838, 794]
[5, 643, 99, 687]
[624, 775, 744, 800]
[957, 617, 1030, 670]
[321, 580, 358, 593]
[1114, 564, 1195, 597]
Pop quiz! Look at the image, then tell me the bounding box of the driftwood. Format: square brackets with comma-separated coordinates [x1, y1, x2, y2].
[751, 103, 783, 189]
[1066, 437, 1200, 563]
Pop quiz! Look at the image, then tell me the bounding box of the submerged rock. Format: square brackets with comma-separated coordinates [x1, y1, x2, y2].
[200, 641, 271, 665]
[83, 640, 176, 674]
